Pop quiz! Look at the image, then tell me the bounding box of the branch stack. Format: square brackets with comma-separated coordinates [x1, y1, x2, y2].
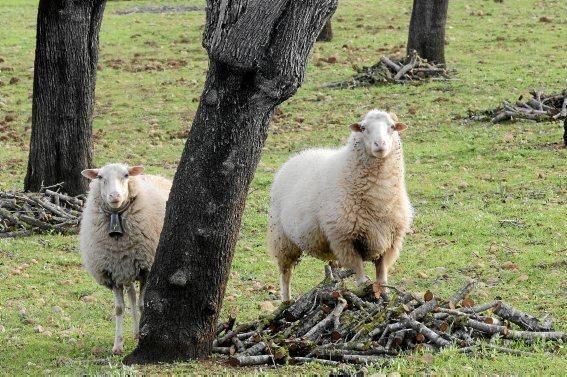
[0, 184, 84, 238]
[469, 89, 567, 123]
[213, 269, 564, 367]
[329, 50, 453, 89]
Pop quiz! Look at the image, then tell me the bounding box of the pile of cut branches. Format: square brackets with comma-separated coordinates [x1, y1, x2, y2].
[213, 267, 564, 367]
[328, 50, 454, 89]
[468, 89, 567, 123]
[0, 184, 84, 238]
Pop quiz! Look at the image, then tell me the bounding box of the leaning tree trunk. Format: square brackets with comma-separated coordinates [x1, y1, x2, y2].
[123, 0, 337, 364]
[317, 19, 333, 42]
[24, 0, 106, 196]
[406, 0, 449, 64]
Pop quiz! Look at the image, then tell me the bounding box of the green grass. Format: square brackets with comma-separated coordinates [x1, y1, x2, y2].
[1, 0, 566, 375]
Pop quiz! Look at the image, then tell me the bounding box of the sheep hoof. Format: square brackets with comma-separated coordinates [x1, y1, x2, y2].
[112, 346, 124, 355]
[355, 275, 372, 286]
[134, 332, 140, 341]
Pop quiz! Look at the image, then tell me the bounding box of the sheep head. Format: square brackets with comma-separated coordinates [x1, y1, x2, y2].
[350, 110, 407, 158]
[82, 164, 144, 210]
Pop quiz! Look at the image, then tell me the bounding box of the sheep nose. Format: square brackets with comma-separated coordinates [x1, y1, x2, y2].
[108, 192, 122, 202]
[374, 141, 386, 150]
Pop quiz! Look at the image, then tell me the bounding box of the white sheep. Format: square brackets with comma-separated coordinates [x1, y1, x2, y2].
[268, 110, 413, 301]
[79, 163, 171, 355]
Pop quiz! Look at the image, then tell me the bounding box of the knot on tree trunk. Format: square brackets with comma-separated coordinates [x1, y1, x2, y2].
[145, 290, 166, 314]
[253, 73, 298, 102]
[203, 89, 218, 106]
[140, 323, 150, 338]
[169, 269, 188, 287]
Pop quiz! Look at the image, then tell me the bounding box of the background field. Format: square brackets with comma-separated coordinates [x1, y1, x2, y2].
[0, 0, 566, 375]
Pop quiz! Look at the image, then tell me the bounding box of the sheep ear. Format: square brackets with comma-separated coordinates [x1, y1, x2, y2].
[128, 166, 144, 176]
[394, 123, 407, 132]
[389, 112, 399, 122]
[350, 123, 363, 132]
[81, 169, 99, 180]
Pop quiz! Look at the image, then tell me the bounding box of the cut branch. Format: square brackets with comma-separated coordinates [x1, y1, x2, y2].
[303, 297, 347, 341]
[493, 301, 553, 331]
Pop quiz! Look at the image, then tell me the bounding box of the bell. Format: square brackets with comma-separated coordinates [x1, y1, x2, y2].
[109, 213, 124, 238]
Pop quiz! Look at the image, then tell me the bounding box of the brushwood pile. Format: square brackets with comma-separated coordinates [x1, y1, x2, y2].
[213, 268, 565, 367]
[0, 185, 84, 238]
[329, 50, 454, 89]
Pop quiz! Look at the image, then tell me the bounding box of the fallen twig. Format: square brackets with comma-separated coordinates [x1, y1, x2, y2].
[493, 301, 552, 332]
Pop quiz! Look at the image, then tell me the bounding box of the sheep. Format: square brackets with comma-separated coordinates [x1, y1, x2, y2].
[268, 109, 413, 301]
[79, 163, 171, 355]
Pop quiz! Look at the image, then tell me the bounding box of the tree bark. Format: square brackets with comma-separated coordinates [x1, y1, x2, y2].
[123, 0, 337, 364]
[24, 0, 106, 195]
[406, 0, 449, 64]
[317, 19, 333, 42]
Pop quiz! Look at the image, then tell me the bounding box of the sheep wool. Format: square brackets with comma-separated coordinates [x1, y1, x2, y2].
[79, 163, 171, 354]
[268, 110, 413, 301]
[80, 175, 170, 288]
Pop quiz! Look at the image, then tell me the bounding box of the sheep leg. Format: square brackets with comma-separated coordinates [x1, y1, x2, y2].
[376, 234, 404, 285]
[331, 240, 369, 286]
[268, 222, 301, 302]
[278, 248, 301, 302]
[112, 285, 125, 355]
[127, 284, 139, 339]
[374, 255, 388, 284]
[280, 268, 292, 302]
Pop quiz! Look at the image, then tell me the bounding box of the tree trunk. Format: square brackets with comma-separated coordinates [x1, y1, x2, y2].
[24, 0, 106, 196]
[317, 19, 333, 42]
[123, 0, 337, 364]
[406, 0, 449, 64]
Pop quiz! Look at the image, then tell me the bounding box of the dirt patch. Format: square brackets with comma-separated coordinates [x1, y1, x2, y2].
[114, 5, 203, 15]
[92, 128, 106, 143]
[102, 57, 188, 72]
[539, 142, 566, 150]
[0, 158, 24, 176]
[536, 258, 567, 270]
[167, 129, 189, 139]
[0, 116, 24, 144]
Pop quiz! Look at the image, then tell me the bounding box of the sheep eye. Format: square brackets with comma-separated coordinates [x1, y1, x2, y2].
[124, 174, 129, 178]
[96, 175, 102, 179]
[360, 126, 366, 131]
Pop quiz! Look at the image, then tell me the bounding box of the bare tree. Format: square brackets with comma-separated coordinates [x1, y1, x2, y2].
[25, 0, 106, 195]
[407, 0, 449, 64]
[123, 0, 337, 364]
[317, 19, 333, 42]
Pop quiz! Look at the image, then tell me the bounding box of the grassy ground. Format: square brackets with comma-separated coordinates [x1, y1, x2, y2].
[1, 0, 566, 375]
